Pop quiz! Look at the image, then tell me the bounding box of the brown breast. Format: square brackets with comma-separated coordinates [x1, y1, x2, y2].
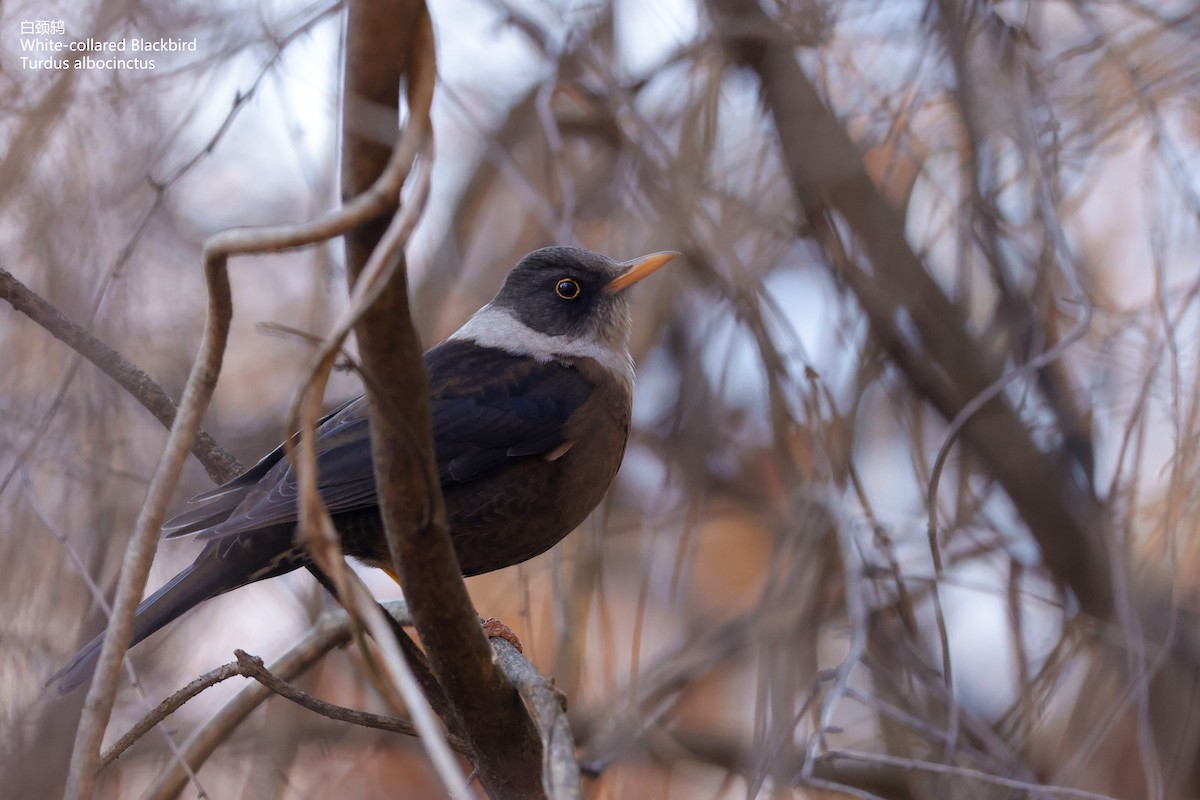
[441, 356, 631, 576]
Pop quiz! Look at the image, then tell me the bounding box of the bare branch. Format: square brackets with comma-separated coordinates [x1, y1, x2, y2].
[98, 660, 248, 771]
[704, 0, 1113, 620]
[339, 0, 546, 796]
[817, 750, 1118, 800]
[140, 607, 357, 800]
[492, 638, 581, 799]
[0, 266, 240, 484]
[232, 649, 472, 755]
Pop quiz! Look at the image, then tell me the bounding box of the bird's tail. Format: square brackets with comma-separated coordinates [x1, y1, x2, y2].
[49, 549, 242, 694]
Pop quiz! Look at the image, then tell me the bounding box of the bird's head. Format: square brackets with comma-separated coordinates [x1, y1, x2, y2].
[452, 246, 678, 382]
[495, 247, 676, 341]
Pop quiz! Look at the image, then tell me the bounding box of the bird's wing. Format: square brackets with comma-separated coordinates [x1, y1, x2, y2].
[161, 397, 359, 539]
[426, 340, 596, 483]
[175, 340, 594, 541]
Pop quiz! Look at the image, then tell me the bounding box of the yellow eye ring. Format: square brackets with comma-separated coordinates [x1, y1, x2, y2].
[555, 278, 581, 300]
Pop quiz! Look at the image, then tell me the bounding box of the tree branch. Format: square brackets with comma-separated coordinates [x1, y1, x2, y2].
[493, 639, 582, 799]
[132, 599, 569, 799]
[141, 606, 357, 800]
[704, 0, 1114, 621]
[232, 649, 472, 756]
[98, 660, 249, 771]
[0, 266, 240, 484]
[340, 1, 545, 797]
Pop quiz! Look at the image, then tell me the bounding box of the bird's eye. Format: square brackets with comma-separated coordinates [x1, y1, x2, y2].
[555, 278, 581, 300]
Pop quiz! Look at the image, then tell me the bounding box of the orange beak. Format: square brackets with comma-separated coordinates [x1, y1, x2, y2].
[603, 251, 679, 295]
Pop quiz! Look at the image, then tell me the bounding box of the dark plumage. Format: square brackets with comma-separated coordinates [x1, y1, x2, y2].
[50, 246, 676, 693]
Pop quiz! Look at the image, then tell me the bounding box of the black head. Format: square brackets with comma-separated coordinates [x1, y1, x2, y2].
[492, 246, 677, 340]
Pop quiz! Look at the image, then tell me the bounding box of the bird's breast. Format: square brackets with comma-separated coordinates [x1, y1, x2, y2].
[445, 357, 631, 576]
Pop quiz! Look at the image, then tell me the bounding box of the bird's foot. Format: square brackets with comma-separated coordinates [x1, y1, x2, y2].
[481, 617, 523, 653]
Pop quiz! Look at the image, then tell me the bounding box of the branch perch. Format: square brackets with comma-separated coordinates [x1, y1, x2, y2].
[124, 600, 568, 799]
[338, 1, 546, 797]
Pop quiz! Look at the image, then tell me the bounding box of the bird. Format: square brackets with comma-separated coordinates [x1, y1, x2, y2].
[50, 245, 677, 693]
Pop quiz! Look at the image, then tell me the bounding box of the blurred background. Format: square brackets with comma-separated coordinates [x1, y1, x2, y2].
[3, 0, 1200, 797]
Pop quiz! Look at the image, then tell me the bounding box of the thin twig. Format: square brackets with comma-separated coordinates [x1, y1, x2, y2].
[0, 266, 239, 483]
[140, 607, 358, 800]
[817, 750, 1117, 800]
[706, 0, 1113, 619]
[98, 660, 248, 771]
[134, 597, 572, 799]
[232, 649, 471, 754]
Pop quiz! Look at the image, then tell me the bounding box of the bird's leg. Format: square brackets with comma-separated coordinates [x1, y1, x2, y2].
[376, 563, 524, 657]
[480, 617, 524, 654]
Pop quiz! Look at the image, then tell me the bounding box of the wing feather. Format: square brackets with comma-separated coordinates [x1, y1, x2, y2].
[170, 341, 595, 542]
